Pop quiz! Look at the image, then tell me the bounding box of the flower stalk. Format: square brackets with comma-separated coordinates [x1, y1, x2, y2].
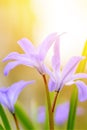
[13, 113, 20, 130]
[52, 91, 59, 112]
[42, 74, 54, 130]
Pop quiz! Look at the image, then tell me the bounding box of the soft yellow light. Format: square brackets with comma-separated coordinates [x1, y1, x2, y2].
[32, 0, 87, 65]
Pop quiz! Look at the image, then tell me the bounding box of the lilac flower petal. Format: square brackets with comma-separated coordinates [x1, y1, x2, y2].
[47, 69, 61, 91]
[55, 102, 69, 125]
[4, 61, 22, 76]
[0, 91, 11, 111]
[71, 73, 87, 81]
[37, 106, 45, 123]
[48, 78, 57, 91]
[75, 80, 87, 101]
[34, 63, 50, 75]
[61, 56, 84, 83]
[8, 80, 34, 111]
[3, 52, 30, 62]
[17, 38, 35, 55]
[45, 66, 54, 79]
[3, 52, 37, 75]
[3, 33, 58, 76]
[0, 87, 8, 92]
[4, 58, 35, 76]
[37, 33, 57, 60]
[0, 80, 34, 113]
[52, 36, 60, 72]
[65, 73, 87, 86]
[65, 81, 75, 86]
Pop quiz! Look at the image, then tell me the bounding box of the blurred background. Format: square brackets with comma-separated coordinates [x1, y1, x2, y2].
[0, 0, 87, 129]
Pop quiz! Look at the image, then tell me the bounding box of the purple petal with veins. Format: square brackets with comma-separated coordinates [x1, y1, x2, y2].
[37, 33, 57, 60]
[61, 56, 84, 83]
[48, 78, 57, 91]
[75, 81, 87, 101]
[52, 36, 60, 72]
[4, 59, 34, 76]
[4, 61, 22, 76]
[71, 73, 87, 80]
[0, 80, 34, 113]
[3, 32, 57, 75]
[17, 38, 35, 55]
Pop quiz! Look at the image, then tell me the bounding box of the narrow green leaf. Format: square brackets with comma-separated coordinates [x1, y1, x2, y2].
[0, 125, 5, 130]
[15, 103, 35, 130]
[67, 86, 78, 130]
[76, 40, 87, 73]
[0, 105, 11, 130]
[67, 40, 87, 130]
[44, 105, 49, 130]
[82, 40, 87, 56]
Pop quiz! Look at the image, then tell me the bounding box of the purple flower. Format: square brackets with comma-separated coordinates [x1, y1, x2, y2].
[47, 37, 87, 101]
[0, 80, 34, 113]
[37, 106, 45, 123]
[54, 102, 84, 125]
[37, 102, 84, 125]
[3, 33, 57, 75]
[54, 102, 69, 125]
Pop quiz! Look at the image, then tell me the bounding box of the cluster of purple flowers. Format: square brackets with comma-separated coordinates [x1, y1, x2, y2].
[0, 32, 87, 125]
[37, 102, 84, 125]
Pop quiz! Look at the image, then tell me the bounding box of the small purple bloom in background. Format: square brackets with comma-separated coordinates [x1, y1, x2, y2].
[54, 102, 84, 125]
[37, 106, 45, 123]
[54, 102, 69, 125]
[3, 33, 57, 75]
[0, 80, 34, 113]
[37, 102, 84, 125]
[47, 36, 87, 101]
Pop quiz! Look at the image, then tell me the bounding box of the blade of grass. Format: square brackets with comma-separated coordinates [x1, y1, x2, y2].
[0, 125, 5, 130]
[42, 75, 54, 130]
[15, 103, 35, 130]
[67, 40, 87, 130]
[76, 40, 87, 73]
[0, 105, 11, 130]
[67, 86, 78, 130]
[44, 105, 49, 130]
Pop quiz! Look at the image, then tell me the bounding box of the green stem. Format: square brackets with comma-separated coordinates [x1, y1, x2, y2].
[13, 113, 20, 130]
[42, 75, 54, 130]
[67, 87, 78, 130]
[52, 91, 59, 112]
[0, 104, 11, 130]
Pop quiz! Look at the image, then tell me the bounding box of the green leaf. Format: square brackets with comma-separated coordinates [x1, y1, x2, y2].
[0, 105, 11, 130]
[76, 40, 87, 73]
[67, 86, 78, 130]
[15, 103, 35, 130]
[67, 40, 87, 130]
[0, 125, 5, 130]
[44, 106, 49, 130]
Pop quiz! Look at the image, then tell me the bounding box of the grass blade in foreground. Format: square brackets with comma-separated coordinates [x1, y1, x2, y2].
[0, 125, 5, 130]
[76, 40, 87, 73]
[67, 87, 78, 130]
[67, 40, 87, 130]
[44, 106, 49, 130]
[15, 103, 34, 130]
[0, 104, 11, 130]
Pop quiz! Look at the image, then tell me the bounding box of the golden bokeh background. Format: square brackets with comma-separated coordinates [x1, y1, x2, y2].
[0, 0, 87, 129]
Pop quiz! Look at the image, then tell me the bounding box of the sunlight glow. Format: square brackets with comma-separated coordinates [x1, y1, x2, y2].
[32, 0, 87, 65]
